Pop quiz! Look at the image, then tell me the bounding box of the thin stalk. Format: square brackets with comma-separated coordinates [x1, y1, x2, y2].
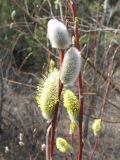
[47, 0, 54, 18]
[71, 133, 74, 160]
[47, 40, 51, 68]
[100, 45, 118, 117]
[93, 0, 101, 67]
[0, 64, 3, 132]
[50, 50, 64, 160]
[89, 137, 99, 160]
[59, 1, 64, 22]
[89, 45, 118, 160]
[71, 1, 79, 49]
[65, 0, 69, 27]
[46, 125, 51, 160]
[70, 1, 83, 160]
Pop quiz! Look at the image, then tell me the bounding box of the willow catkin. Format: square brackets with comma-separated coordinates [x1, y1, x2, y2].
[60, 47, 82, 85]
[56, 137, 72, 153]
[47, 19, 71, 49]
[92, 119, 102, 136]
[63, 90, 79, 124]
[35, 70, 58, 123]
[69, 122, 78, 134]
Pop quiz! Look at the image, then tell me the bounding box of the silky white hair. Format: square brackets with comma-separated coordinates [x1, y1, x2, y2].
[60, 47, 82, 85]
[47, 19, 71, 49]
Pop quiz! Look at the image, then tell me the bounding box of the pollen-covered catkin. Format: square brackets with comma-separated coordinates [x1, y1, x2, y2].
[35, 70, 58, 123]
[69, 122, 78, 134]
[60, 47, 82, 85]
[47, 19, 71, 49]
[63, 90, 79, 124]
[92, 119, 102, 136]
[56, 137, 72, 153]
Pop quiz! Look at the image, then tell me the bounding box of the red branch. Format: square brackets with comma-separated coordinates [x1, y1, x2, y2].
[77, 73, 84, 160]
[50, 50, 64, 160]
[89, 137, 99, 160]
[71, 1, 84, 160]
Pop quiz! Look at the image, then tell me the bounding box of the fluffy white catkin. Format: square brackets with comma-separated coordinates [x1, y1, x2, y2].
[60, 47, 82, 85]
[47, 19, 71, 49]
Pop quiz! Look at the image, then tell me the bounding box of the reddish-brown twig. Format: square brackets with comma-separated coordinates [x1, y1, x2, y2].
[50, 50, 64, 160]
[70, 1, 83, 160]
[89, 137, 99, 160]
[77, 73, 84, 160]
[100, 45, 119, 117]
[89, 44, 119, 160]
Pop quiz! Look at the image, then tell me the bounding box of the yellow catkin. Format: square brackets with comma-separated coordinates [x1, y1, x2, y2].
[63, 90, 79, 123]
[36, 70, 58, 122]
[69, 122, 78, 134]
[56, 137, 72, 153]
[92, 119, 102, 136]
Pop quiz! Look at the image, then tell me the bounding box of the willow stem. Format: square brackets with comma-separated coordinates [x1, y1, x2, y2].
[71, 1, 84, 160]
[50, 50, 64, 160]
